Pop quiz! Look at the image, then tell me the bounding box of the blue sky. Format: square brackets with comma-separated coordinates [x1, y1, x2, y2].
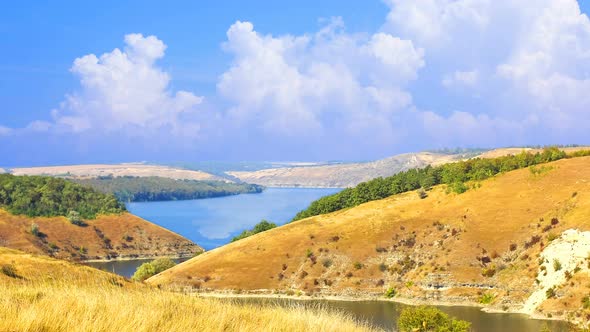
[1, 1, 590, 166]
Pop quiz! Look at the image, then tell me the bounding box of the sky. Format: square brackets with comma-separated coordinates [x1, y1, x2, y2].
[1, 0, 590, 166]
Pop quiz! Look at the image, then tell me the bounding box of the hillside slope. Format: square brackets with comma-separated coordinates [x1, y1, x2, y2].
[226, 152, 463, 188]
[151, 157, 590, 326]
[0, 210, 202, 261]
[10, 163, 224, 181]
[0, 247, 376, 332]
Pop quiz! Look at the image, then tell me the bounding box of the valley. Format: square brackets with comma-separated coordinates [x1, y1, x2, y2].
[149, 153, 590, 328]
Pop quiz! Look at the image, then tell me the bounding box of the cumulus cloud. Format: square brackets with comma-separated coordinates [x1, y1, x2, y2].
[217, 18, 423, 143]
[381, 0, 590, 146]
[8, 1, 590, 164]
[50, 33, 204, 135]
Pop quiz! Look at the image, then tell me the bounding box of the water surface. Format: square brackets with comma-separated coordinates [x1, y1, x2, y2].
[232, 298, 570, 332]
[126, 187, 340, 250]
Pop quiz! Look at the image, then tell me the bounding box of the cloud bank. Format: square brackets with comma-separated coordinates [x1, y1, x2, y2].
[3, 0, 590, 163]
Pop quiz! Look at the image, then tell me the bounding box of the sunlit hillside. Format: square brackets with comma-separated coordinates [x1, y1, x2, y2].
[0, 210, 201, 261]
[150, 156, 590, 326]
[0, 247, 378, 332]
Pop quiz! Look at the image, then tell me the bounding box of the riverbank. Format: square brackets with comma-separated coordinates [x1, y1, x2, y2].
[177, 290, 574, 331]
[182, 289, 575, 327]
[82, 253, 197, 263]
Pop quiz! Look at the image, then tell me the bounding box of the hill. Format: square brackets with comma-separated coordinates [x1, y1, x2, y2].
[73, 176, 264, 202]
[0, 209, 202, 261]
[9, 163, 224, 181]
[150, 156, 590, 327]
[0, 247, 376, 332]
[226, 152, 466, 188]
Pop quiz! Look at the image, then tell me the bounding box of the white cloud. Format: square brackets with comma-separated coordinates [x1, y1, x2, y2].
[11, 1, 590, 162]
[217, 19, 423, 139]
[51, 33, 204, 135]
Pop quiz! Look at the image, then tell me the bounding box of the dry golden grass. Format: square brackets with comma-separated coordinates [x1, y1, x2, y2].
[150, 157, 590, 317]
[0, 211, 201, 261]
[0, 247, 378, 332]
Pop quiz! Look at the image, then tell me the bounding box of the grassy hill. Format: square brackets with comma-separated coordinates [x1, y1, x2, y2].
[0, 247, 376, 332]
[0, 174, 202, 260]
[149, 156, 590, 327]
[0, 210, 202, 261]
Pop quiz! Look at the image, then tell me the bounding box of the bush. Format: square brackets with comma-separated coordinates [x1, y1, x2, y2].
[479, 293, 495, 304]
[322, 259, 333, 268]
[582, 295, 590, 309]
[397, 306, 471, 332]
[132, 258, 176, 281]
[553, 259, 562, 272]
[1, 264, 18, 278]
[384, 287, 397, 298]
[30, 223, 40, 237]
[67, 210, 85, 226]
[545, 287, 556, 299]
[353, 262, 363, 270]
[418, 188, 428, 199]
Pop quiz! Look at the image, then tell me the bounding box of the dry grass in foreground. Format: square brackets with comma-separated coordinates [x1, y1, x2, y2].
[0, 248, 377, 332]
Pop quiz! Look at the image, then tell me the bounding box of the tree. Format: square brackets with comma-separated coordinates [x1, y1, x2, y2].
[397, 306, 471, 332]
[232, 220, 277, 242]
[131, 258, 176, 282]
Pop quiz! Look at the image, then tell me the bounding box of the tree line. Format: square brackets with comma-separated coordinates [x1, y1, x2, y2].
[0, 174, 126, 219]
[292, 147, 590, 222]
[73, 176, 264, 202]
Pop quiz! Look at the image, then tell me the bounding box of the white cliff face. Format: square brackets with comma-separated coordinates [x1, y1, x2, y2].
[521, 229, 590, 314]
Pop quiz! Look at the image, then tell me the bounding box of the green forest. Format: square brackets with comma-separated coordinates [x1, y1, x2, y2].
[0, 174, 126, 219]
[292, 148, 590, 222]
[73, 176, 264, 202]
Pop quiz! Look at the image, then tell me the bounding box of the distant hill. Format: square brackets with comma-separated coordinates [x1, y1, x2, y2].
[9, 163, 224, 182]
[150, 155, 590, 327]
[226, 152, 468, 188]
[73, 176, 264, 202]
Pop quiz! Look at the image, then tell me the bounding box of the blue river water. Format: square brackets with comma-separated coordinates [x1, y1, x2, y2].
[126, 187, 340, 250]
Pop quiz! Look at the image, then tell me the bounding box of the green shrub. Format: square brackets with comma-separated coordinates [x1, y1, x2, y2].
[231, 220, 277, 242]
[582, 295, 590, 309]
[479, 293, 495, 304]
[353, 262, 363, 270]
[397, 306, 471, 332]
[322, 259, 333, 268]
[553, 259, 562, 272]
[418, 188, 428, 199]
[1, 264, 18, 278]
[546, 287, 556, 299]
[67, 210, 85, 226]
[132, 258, 176, 282]
[30, 223, 40, 237]
[384, 287, 396, 298]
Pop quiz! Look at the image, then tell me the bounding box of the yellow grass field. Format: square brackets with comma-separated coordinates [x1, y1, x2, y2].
[0, 247, 378, 332]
